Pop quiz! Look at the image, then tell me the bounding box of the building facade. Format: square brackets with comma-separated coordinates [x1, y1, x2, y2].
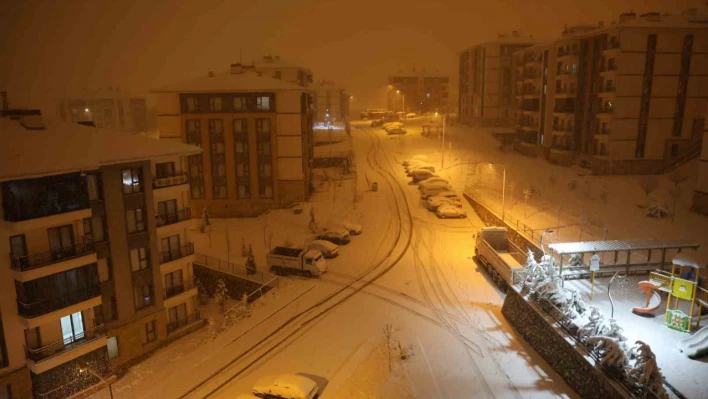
[458, 32, 536, 126]
[313, 80, 350, 123]
[252, 55, 313, 88]
[388, 70, 450, 114]
[57, 88, 148, 133]
[152, 64, 315, 218]
[0, 107, 201, 398]
[511, 11, 708, 174]
[693, 100, 708, 214]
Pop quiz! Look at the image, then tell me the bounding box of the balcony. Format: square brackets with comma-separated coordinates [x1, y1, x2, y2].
[17, 283, 101, 319]
[164, 277, 196, 299]
[156, 208, 191, 228]
[167, 310, 201, 334]
[159, 243, 195, 265]
[2, 173, 89, 223]
[597, 107, 614, 115]
[11, 239, 96, 272]
[152, 174, 188, 190]
[25, 324, 106, 363]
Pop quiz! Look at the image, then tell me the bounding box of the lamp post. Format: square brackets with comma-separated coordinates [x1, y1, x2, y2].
[396, 90, 405, 113]
[78, 362, 113, 399]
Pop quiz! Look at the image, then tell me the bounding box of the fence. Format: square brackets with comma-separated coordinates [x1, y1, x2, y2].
[193, 253, 277, 284]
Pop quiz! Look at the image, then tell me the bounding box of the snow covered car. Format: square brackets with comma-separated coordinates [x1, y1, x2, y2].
[418, 177, 449, 189]
[421, 184, 454, 199]
[403, 154, 428, 166]
[427, 192, 462, 210]
[307, 240, 339, 258]
[411, 169, 437, 183]
[236, 395, 261, 399]
[252, 374, 320, 399]
[336, 220, 362, 235]
[370, 119, 384, 127]
[382, 122, 404, 131]
[406, 112, 417, 119]
[407, 164, 435, 176]
[436, 204, 467, 219]
[386, 127, 407, 135]
[318, 228, 351, 245]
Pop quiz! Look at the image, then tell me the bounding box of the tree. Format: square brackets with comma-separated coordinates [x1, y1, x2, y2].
[199, 207, 211, 233]
[241, 238, 248, 257]
[308, 207, 318, 233]
[522, 187, 533, 217]
[214, 279, 229, 313]
[637, 176, 658, 207]
[195, 277, 209, 305]
[382, 324, 394, 372]
[246, 244, 257, 275]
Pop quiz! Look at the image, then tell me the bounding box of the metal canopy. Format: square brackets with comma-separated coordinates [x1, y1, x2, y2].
[548, 239, 700, 255]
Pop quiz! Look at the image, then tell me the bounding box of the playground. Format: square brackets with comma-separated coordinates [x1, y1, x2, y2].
[556, 247, 708, 399]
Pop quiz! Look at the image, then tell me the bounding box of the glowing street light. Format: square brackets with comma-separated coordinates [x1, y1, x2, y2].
[78, 362, 114, 399]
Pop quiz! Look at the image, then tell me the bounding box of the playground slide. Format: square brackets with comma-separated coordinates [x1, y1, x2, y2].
[677, 326, 708, 359]
[632, 280, 662, 315]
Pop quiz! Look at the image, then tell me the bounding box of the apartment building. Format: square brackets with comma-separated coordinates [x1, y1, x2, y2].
[0, 107, 201, 398]
[458, 32, 536, 126]
[57, 88, 148, 133]
[512, 10, 708, 174]
[252, 55, 314, 88]
[693, 100, 708, 215]
[151, 64, 316, 218]
[313, 80, 350, 123]
[388, 69, 450, 114]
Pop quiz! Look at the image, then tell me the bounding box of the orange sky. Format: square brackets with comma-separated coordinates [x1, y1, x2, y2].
[0, 0, 700, 116]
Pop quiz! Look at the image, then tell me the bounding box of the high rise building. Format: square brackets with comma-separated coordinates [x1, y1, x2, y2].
[0, 104, 201, 398]
[57, 88, 148, 133]
[388, 70, 450, 114]
[458, 32, 536, 126]
[512, 10, 708, 174]
[151, 64, 316, 218]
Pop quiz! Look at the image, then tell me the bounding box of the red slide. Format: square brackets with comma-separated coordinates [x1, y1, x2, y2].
[632, 280, 662, 315]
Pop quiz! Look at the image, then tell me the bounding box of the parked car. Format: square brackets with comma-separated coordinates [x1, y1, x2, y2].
[420, 184, 454, 199]
[318, 228, 351, 245]
[411, 169, 437, 183]
[407, 164, 435, 176]
[383, 121, 404, 131]
[406, 112, 417, 119]
[370, 119, 384, 127]
[436, 204, 467, 219]
[403, 154, 428, 166]
[419, 177, 449, 189]
[307, 240, 339, 258]
[427, 192, 462, 210]
[404, 161, 429, 173]
[253, 374, 320, 399]
[387, 127, 407, 135]
[336, 220, 362, 235]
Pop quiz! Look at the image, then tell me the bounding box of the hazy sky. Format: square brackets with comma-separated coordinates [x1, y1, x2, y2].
[0, 0, 701, 115]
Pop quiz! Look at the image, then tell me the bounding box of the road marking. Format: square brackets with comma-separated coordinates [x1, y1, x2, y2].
[417, 335, 444, 399]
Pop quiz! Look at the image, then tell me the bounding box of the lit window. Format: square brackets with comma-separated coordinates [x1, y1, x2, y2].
[209, 96, 223, 112]
[130, 247, 149, 271]
[125, 208, 145, 233]
[256, 96, 271, 111]
[122, 168, 142, 194]
[234, 96, 246, 111]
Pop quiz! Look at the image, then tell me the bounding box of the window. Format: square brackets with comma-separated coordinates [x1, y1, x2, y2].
[256, 96, 271, 111]
[210, 120, 227, 199]
[185, 96, 198, 113]
[86, 174, 101, 201]
[142, 320, 157, 344]
[98, 257, 112, 282]
[107, 336, 119, 359]
[122, 168, 142, 194]
[188, 155, 204, 199]
[164, 269, 183, 291]
[209, 96, 222, 112]
[130, 247, 149, 272]
[236, 163, 250, 199]
[125, 208, 145, 234]
[186, 119, 201, 145]
[233, 119, 247, 134]
[60, 311, 85, 343]
[83, 217, 105, 243]
[274, 71, 281, 79]
[168, 303, 187, 324]
[607, 58, 616, 71]
[256, 118, 271, 133]
[233, 96, 247, 111]
[671, 144, 679, 157]
[259, 163, 272, 178]
[155, 162, 175, 178]
[134, 283, 153, 309]
[259, 183, 273, 199]
[257, 140, 271, 155]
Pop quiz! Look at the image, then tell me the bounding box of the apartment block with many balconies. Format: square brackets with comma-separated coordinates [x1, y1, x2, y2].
[388, 69, 450, 115]
[459, 32, 536, 126]
[151, 64, 316, 218]
[511, 10, 708, 174]
[0, 106, 201, 399]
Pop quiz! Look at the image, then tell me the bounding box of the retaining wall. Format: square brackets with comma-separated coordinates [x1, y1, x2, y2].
[193, 264, 273, 303]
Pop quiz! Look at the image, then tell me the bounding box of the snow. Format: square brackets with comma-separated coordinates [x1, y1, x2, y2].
[672, 250, 708, 269]
[252, 374, 318, 398]
[150, 70, 305, 93]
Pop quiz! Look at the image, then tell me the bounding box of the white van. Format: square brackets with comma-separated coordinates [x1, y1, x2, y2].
[253, 374, 319, 399]
[411, 169, 437, 182]
[421, 184, 454, 199]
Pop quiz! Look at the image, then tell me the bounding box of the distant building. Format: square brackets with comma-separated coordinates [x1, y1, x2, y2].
[0, 100, 201, 398]
[388, 70, 450, 114]
[693, 100, 708, 214]
[151, 64, 316, 218]
[251, 55, 314, 88]
[511, 10, 708, 174]
[313, 80, 349, 123]
[57, 88, 148, 133]
[458, 32, 536, 126]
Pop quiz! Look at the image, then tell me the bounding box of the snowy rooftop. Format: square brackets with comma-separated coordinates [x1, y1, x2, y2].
[0, 117, 202, 182]
[548, 239, 700, 255]
[672, 250, 708, 269]
[151, 70, 308, 93]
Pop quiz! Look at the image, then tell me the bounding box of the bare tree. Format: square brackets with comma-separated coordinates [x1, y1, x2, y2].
[638, 175, 658, 207]
[383, 324, 394, 372]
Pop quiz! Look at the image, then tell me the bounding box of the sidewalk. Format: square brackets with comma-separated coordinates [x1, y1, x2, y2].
[88, 279, 314, 399]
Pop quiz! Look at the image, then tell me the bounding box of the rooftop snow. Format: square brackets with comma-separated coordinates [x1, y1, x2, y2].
[672, 250, 708, 269]
[0, 118, 201, 182]
[548, 239, 700, 255]
[151, 70, 308, 93]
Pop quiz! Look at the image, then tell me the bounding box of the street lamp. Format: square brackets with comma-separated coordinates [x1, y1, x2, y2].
[540, 229, 554, 257]
[78, 362, 114, 399]
[396, 90, 405, 113]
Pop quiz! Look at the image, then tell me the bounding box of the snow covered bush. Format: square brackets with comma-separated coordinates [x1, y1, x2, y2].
[586, 336, 628, 369]
[246, 245, 257, 275]
[214, 279, 229, 312]
[627, 341, 668, 399]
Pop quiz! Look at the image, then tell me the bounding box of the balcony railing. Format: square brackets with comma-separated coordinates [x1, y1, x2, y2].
[10, 239, 96, 272]
[25, 324, 106, 363]
[159, 242, 195, 264]
[152, 174, 188, 189]
[17, 283, 101, 318]
[164, 277, 196, 299]
[155, 208, 191, 228]
[167, 310, 201, 334]
[597, 107, 614, 114]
